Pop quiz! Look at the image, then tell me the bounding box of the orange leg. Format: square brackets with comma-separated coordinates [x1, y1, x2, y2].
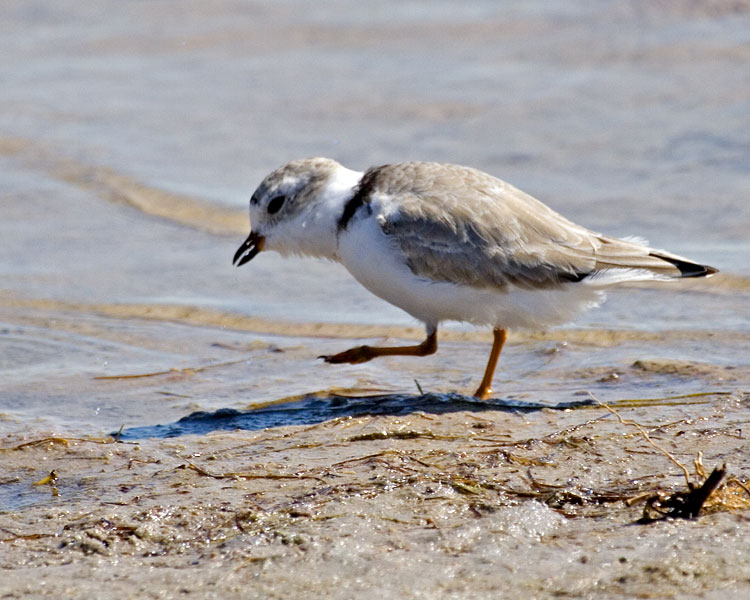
[320, 329, 438, 365]
[473, 328, 508, 400]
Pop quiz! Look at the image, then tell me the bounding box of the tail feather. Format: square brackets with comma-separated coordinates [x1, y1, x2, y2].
[649, 252, 718, 278]
[579, 235, 719, 285]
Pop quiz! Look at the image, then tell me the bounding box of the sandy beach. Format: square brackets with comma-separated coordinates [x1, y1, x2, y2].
[2, 335, 749, 598]
[2, 1, 750, 598]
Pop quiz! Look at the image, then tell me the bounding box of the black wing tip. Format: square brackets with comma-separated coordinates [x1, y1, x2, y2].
[650, 253, 719, 278]
[703, 264, 720, 277]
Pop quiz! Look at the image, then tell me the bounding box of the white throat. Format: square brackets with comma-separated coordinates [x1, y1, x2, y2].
[274, 165, 363, 261]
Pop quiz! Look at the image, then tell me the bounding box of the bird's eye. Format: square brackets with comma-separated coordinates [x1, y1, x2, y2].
[267, 195, 286, 215]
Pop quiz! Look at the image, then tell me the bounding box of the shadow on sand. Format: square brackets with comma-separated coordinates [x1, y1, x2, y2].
[114, 392, 595, 440]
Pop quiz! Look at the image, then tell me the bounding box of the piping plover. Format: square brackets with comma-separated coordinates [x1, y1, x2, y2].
[233, 158, 717, 399]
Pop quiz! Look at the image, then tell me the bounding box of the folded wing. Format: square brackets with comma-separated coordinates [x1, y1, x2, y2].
[370, 163, 716, 290]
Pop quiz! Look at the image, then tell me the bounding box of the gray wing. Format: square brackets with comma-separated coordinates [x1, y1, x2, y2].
[370, 163, 708, 290]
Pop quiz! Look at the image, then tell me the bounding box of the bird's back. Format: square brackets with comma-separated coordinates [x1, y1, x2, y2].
[351, 162, 716, 290]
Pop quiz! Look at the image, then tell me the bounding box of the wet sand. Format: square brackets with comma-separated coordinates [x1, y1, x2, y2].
[2, 297, 750, 599]
[2, 374, 749, 599]
[2, 1, 750, 598]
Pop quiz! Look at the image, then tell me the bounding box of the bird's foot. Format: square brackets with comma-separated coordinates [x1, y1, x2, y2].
[319, 345, 376, 364]
[473, 385, 493, 401]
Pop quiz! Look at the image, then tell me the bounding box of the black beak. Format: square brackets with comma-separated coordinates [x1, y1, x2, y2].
[233, 231, 265, 267]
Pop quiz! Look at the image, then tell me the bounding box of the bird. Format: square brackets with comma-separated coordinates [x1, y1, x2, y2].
[233, 158, 717, 400]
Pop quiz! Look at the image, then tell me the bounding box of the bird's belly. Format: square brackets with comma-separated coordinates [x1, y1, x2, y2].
[338, 218, 605, 329]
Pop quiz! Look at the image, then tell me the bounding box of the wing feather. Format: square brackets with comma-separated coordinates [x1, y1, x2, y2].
[363, 163, 710, 289]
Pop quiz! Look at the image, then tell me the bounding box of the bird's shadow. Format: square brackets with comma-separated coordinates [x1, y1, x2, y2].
[114, 392, 595, 440]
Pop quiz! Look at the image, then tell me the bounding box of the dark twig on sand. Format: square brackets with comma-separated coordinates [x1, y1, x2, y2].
[638, 465, 726, 524]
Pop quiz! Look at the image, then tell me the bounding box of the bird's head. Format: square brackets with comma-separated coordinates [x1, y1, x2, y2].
[233, 157, 361, 266]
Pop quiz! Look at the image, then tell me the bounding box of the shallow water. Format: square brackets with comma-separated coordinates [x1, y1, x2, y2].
[1, 2, 749, 436]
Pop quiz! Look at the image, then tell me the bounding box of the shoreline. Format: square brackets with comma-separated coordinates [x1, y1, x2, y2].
[2, 299, 749, 598]
[2, 388, 749, 599]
